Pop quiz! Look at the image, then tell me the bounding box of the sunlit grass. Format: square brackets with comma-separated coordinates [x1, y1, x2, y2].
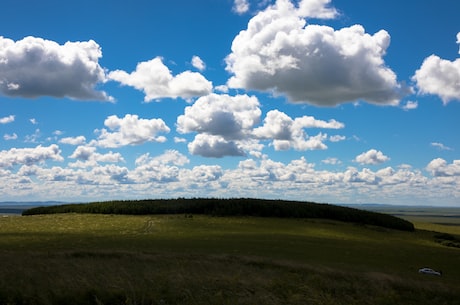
[0, 214, 459, 304]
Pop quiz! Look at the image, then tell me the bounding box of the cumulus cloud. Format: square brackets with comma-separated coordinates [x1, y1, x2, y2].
[0, 144, 63, 168]
[233, 0, 250, 14]
[132, 150, 189, 183]
[177, 93, 261, 157]
[93, 114, 170, 148]
[69, 145, 124, 167]
[0, 36, 113, 101]
[0, 115, 15, 124]
[108, 57, 212, 102]
[191, 55, 206, 71]
[253, 109, 343, 150]
[354, 149, 390, 165]
[297, 0, 338, 19]
[225, 0, 407, 106]
[69, 145, 95, 161]
[177, 93, 261, 139]
[59, 135, 86, 145]
[426, 158, 460, 177]
[188, 134, 246, 158]
[177, 93, 345, 156]
[413, 55, 460, 104]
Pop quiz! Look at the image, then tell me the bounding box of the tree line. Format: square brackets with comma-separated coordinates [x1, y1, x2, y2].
[22, 198, 415, 231]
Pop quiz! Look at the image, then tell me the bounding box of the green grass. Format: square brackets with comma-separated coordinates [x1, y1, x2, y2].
[0, 214, 459, 304]
[366, 206, 460, 236]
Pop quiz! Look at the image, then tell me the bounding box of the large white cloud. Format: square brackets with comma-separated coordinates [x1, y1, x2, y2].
[68, 146, 124, 168]
[177, 93, 261, 157]
[94, 114, 170, 148]
[426, 158, 460, 177]
[177, 93, 261, 139]
[188, 134, 246, 158]
[354, 149, 390, 165]
[177, 93, 345, 156]
[0, 144, 63, 168]
[413, 37, 460, 104]
[253, 109, 344, 150]
[131, 150, 189, 183]
[108, 57, 212, 101]
[0, 36, 113, 101]
[225, 0, 407, 106]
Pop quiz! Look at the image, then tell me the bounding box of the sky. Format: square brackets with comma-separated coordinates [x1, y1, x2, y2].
[0, 0, 459, 206]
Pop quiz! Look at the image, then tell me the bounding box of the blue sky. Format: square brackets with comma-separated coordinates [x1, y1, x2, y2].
[0, 0, 459, 206]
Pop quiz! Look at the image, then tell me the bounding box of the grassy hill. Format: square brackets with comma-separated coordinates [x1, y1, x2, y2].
[0, 213, 458, 305]
[22, 198, 415, 231]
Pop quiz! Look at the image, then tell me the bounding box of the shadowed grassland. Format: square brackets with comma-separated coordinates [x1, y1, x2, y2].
[0, 214, 459, 304]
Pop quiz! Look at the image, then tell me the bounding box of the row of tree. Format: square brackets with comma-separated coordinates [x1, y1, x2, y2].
[22, 198, 415, 231]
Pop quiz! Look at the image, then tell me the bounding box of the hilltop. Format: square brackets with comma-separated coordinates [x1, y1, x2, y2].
[23, 198, 414, 232]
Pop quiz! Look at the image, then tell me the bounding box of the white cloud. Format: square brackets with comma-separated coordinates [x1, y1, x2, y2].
[0, 115, 15, 124]
[457, 32, 460, 53]
[0, 144, 63, 168]
[225, 0, 407, 106]
[177, 93, 261, 139]
[30, 118, 38, 125]
[0, 36, 113, 101]
[413, 54, 460, 104]
[188, 134, 245, 158]
[214, 85, 229, 93]
[69, 145, 124, 167]
[177, 93, 345, 155]
[191, 55, 206, 71]
[59, 135, 86, 145]
[402, 100, 418, 111]
[431, 142, 452, 151]
[187, 165, 223, 182]
[329, 135, 346, 142]
[2, 149, 457, 205]
[174, 137, 187, 143]
[322, 157, 341, 165]
[108, 57, 212, 102]
[233, 0, 250, 14]
[426, 158, 460, 177]
[3, 133, 17, 140]
[253, 109, 343, 150]
[132, 150, 189, 183]
[94, 114, 170, 148]
[354, 149, 390, 165]
[177, 93, 261, 157]
[297, 0, 338, 19]
[24, 128, 41, 143]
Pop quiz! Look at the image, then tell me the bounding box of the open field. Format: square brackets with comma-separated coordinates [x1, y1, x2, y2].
[0, 213, 459, 304]
[364, 206, 460, 236]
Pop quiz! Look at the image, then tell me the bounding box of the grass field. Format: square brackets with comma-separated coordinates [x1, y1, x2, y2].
[365, 206, 460, 236]
[0, 213, 459, 304]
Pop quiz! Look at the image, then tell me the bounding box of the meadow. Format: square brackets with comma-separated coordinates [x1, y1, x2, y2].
[0, 206, 460, 305]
